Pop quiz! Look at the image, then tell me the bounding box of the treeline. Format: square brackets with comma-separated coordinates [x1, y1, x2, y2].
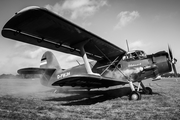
[161, 73, 180, 77]
[0, 74, 22, 79]
[0, 74, 40, 79]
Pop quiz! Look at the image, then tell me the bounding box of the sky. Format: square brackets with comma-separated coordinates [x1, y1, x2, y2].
[0, 0, 180, 74]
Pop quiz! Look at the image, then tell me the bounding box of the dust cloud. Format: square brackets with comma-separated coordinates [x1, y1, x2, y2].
[0, 78, 52, 96]
[0, 77, 82, 99]
[0, 67, 144, 97]
[104, 67, 143, 81]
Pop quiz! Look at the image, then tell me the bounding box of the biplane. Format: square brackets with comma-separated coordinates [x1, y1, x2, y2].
[1, 6, 178, 100]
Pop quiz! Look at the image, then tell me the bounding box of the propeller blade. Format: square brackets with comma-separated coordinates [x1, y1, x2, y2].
[172, 63, 178, 77]
[168, 45, 178, 77]
[168, 45, 173, 60]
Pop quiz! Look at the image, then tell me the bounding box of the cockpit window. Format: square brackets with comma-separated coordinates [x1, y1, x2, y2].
[136, 51, 147, 59]
[122, 50, 147, 61]
[131, 52, 138, 59]
[123, 52, 137, 60]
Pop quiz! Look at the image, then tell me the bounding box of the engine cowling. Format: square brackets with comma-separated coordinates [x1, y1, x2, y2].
[148, 51, 172, 76]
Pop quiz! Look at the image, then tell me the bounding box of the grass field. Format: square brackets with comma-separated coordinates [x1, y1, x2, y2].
[0, 78, 180, 120]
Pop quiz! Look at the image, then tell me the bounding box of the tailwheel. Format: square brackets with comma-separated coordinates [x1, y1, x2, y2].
[129, 91, 141, 100]
[143, 87, 152, 95]
[87, 88, 91, 92]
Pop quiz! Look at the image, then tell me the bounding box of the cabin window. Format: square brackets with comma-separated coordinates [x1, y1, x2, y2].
[131, 52, 138, 59]
[123, 52, 138, 61]
[136, 51, 147, 59]
[123, 50, 146, 61]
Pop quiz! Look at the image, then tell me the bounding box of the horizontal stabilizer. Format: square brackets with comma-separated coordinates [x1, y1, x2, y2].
[17, 67, 56, 75]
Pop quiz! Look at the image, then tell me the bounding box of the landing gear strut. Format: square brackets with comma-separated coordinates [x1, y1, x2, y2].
[117, 67, 152, 100]
[128, 81, 153, 100]
[138, 82, 153, 95]
[129, 81, 141, 100]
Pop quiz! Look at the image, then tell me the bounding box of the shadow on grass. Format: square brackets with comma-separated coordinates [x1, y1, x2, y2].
[45, 87, 132, 106]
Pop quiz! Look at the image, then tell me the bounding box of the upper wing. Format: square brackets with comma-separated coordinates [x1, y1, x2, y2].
[2, 6, 126, 61]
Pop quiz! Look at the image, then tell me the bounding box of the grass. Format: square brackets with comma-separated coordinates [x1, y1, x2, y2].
[0, 78, 180, 119]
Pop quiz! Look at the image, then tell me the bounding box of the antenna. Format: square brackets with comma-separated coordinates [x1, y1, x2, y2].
[126, 40, 130, 52]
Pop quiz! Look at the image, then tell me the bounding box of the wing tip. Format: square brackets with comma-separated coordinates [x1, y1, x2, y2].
[16, 6, 40, 14]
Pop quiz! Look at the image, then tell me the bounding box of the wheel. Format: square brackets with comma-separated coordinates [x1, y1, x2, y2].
[146, 87, 153, 94]
[129, 91, 141, 100]
[144, 87, 152, 95]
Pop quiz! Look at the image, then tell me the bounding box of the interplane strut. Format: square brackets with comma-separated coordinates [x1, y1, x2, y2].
[79, 41, 100, 76]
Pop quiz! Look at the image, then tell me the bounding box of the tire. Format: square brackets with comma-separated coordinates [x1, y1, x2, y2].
[145, 87, 152, 95]
[129, 91, 141, 100]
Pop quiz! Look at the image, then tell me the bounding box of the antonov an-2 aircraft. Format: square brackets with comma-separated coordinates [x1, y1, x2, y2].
[1, 6, 178, 100]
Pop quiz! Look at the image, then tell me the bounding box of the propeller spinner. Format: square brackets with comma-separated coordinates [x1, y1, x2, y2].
[168, 45, 178, 77]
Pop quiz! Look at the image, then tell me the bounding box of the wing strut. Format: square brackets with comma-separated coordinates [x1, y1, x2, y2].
[95, 45, 111, 62]
[79, 41, 100, 76]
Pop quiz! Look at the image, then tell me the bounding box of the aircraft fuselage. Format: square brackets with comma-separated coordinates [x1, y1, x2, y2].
[48, 50, 171, 87]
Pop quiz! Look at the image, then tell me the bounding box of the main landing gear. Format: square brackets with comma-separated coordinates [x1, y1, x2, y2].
[128, 81, 153, 100]
[129, 91, 141, 100]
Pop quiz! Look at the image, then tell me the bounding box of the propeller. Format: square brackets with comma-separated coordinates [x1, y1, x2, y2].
[168, 45, 178, 77]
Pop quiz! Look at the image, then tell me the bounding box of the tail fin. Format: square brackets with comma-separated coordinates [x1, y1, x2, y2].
[40, 51, 62, 86]
[40, 51, 62, 72]
[17, 51, 61, 87]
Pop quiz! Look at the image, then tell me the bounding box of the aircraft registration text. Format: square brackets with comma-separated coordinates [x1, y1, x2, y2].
[128, 63, 141, 67]
[57, 72, 70, 80]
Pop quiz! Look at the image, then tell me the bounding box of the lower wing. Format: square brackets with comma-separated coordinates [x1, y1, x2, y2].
[52, 74, 128, 89]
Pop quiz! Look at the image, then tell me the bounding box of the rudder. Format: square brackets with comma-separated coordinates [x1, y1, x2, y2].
[40, 51, 62, 72]
[40, 51, 61, 87]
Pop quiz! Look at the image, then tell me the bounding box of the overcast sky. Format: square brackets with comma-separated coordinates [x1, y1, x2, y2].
[0, 0, 180, 74]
